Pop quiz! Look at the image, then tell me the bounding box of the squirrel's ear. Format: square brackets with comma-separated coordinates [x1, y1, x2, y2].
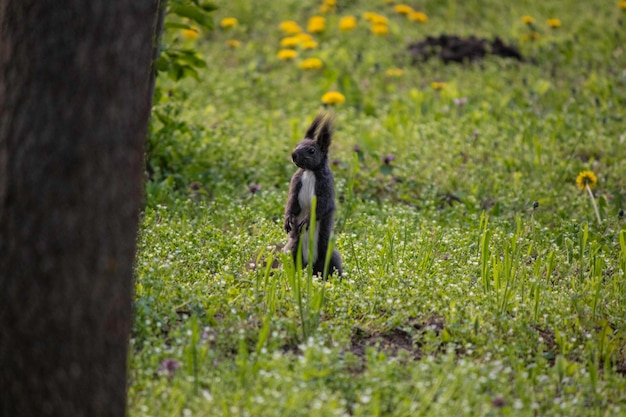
[316, 113, 334, 153]
[304, 113, 325, 140]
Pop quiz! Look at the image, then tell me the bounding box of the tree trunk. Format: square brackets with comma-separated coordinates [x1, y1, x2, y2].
[0, 1, 158, 416]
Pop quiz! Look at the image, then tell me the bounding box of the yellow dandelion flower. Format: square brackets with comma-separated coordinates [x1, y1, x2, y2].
[370, 14, 389, 25]
[320, 0, 337, 13]
[521, 15, 535, 24]
[321, 91, 346, 105]
[301, 40, 319, 50]
[431, 81, 445, 90]
[220, 17, 238, 29]
[339, 16, 357, 31]
[181, 27, 200, 39]
[394, 4, 414, 15]
[576, 171, 597, 190]
[297, 33, 314, 42]
[277, 49, 298, 61]
[226, 39, 241, 48]
[409, 11, 428, 23]
[620, 0, 626, 10]
[371, 23, 389, 35]
[308, 16, 326, 33]
[363, 12, 377, 21]
[547, 18, 561, 28]
[298, 58, 324, 70]
[280, 36, 301, 48]
[577, 170, 601, 223]
[386, 68, 404, 77]
[279, 20, 302, 35]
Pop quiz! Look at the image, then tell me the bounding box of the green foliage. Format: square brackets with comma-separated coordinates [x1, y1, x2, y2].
[147, 0, 217, 189]
[132, 0, 626, 415]
[158, 0, 216, 82]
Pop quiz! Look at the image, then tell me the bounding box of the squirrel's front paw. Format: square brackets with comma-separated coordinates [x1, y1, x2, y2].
[297, 217, 310, 232]
[284, 215, 295, 233]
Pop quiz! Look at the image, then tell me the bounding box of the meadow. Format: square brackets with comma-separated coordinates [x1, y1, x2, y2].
[130, 0, 626, 415]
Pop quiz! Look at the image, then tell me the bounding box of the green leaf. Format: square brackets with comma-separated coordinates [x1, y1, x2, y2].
[380, 164, 393, 176]
[169, 4, 214, 29]
[175, 49, 207, 68]
[182, 66, 200, 81]
[199, 1, 218, 12]
[155, 56, 171, 72]
[163, 21, 193, 30]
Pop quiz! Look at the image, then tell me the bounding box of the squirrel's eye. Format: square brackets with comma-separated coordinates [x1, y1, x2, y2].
[308, 148, 315, 154]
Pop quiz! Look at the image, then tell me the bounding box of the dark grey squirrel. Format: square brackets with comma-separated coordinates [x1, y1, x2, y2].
[283, 113, 342, 277]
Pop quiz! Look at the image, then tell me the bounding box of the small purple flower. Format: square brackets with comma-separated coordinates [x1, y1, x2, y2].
[353, 144, 361, 153]
[383, 154, 395, 165]
[453, 97, 468, 106]
[159, 358, 181, 378]
[248, 183, 262, 194]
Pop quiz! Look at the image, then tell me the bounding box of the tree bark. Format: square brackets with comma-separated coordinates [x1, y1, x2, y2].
[0, 1, 157, 416]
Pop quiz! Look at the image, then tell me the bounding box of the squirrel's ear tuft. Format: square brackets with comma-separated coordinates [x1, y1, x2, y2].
[315, 113, 334, 153]
[304, 113, 325, 140]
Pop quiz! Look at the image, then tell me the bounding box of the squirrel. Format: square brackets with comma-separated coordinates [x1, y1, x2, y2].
[283, 113, 342, 277]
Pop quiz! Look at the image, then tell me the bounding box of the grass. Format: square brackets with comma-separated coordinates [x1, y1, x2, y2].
[131, 0, 626, 415]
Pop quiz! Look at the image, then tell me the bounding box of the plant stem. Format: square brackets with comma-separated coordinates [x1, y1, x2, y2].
[586, 184, 602, 225]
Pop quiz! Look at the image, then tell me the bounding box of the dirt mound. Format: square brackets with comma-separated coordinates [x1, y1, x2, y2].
[348, 315, 446, 364]
[350, 327, 419, 360]
[408, 34, 523, 64]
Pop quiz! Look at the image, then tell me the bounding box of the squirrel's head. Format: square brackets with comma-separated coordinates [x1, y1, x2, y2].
[291, 113, 333, 171]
